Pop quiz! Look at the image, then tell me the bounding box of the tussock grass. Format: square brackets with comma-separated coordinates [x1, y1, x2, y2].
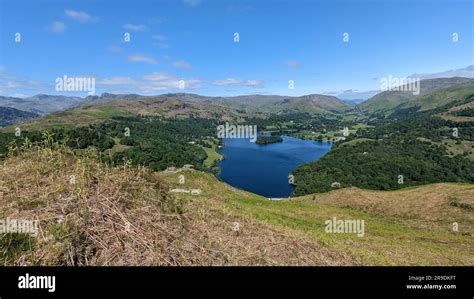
[2, 143, 473, 265]
[1, 146, 352, 265]
[0, 146, 190, 265]
[160, 171, 474, 266]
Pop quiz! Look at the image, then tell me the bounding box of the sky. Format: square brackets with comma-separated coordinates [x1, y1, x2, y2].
[0, 0, 473, 98]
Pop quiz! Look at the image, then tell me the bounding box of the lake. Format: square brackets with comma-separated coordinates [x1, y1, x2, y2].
[218, 136, 332, 198]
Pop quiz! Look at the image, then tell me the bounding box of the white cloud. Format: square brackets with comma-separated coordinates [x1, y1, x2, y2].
[152, 35, 170, 48]
[172, 60, 192, 70]
[411, 65, 474, 79]
[46, 21, 65, 33]
[10, 93, 29, 98]
[212, 78, 241, 86]
[140, 72, 201, 92]
[122, 23, 147, 32]
[148, 17, 167, 24]
[141, 73, 173, 81]
[286, 60, 300, 68]
[65, 9, 98, 23]
[153, 42, 170, 49]
[0, 72, 45, 95]
[127, 54, 157, 65]
[212, 78, 262, 88]
[98, 76, 135, 86]
[325, 89, 380, 100]
[244, 80, 262, 87]
[183, 0, 202, 7]
[97, 72, 202, 93]
[152, 34, 167, 41]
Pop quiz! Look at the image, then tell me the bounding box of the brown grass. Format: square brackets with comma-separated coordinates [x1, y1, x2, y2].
[0, 147, 352, 265]
[296, 184, 474, 234]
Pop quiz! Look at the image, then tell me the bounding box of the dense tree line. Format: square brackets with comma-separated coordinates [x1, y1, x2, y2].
[0, 116, 219, 171]
[255, 136, 283, 145]
[245, 112, 356, 134]
[293, 95, 474, 195]
[104, 117, 216, 171]
[455, 108, 474, 117]
[293, 136, 474, 195]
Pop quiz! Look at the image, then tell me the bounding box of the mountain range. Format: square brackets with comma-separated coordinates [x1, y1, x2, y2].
[1, 76, 474, 128]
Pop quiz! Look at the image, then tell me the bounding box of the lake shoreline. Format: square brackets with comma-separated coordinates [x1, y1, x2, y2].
[217, 135, 332, 198]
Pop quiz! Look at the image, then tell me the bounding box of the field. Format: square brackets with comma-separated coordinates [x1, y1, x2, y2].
[202, 143, 223, 168]
[160, 169, 474, 265]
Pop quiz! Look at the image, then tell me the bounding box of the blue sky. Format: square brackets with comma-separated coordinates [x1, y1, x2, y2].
[0, 0, 473, 98]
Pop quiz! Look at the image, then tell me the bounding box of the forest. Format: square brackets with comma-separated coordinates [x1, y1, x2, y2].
[0, 116, 219, 171]
[255, 136, 283, 145]
[293, 96, 474, 195]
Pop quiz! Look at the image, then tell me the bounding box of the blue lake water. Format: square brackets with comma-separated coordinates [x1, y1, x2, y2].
[218, 136, 332, 198]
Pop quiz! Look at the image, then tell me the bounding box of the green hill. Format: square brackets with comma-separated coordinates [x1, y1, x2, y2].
[1, 145, 472, 266]
[0, 96, 246, 132]
[161, 93, 354, 115]
[357, 77, 474, 117]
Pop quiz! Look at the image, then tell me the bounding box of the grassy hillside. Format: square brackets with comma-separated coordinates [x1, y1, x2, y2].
[0, 147, 350, 266]
[161, 93, 354, 115]
[0, 94, 84, 115]
[0, 97, 245, 132]
[258, 94, 354, 114]
[160, 171, 474, 266]
[0, 107, 39, 127]
[357, 77, 474, 117]
[399, 81, 474, 112]
[439, 99, 474, 123]
[2, 145, 472, 266]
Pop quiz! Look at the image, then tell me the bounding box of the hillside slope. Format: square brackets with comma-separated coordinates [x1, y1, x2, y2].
[2, 146, 471, 266]
[0, 94, 84, 115]
[0, 97, 246, 132]
[0, 147, 351, 266]
[160, 170, 473, 265]
[161, 93, 354, 115]
[357, 77, 474, 117]
[0, 107, 39, 127]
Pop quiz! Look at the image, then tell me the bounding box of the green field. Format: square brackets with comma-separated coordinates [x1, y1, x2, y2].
[160, 169, 474, 265]
[202, 143, 223, 168]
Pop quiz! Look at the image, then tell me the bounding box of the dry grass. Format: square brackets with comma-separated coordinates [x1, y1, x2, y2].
[160, 170, 474, 266]
[440, 101, 474, 122]
[0, 147, 352, 265]
[1, 147, 191, 265]
[297, 184, 474, 234]
[2, 145, 472, 266]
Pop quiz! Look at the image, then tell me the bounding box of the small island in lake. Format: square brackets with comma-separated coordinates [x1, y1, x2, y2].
[255, 136, 283, 145]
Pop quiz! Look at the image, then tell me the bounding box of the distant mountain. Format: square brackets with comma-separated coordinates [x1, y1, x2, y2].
[0, 92, 354, 123]
[411, 65, 474, 80]
[342, 99, 365, 105]
[357, 77, 474, 117]
[0, 106, 39, 127]
[0, 94, 83, 115]
[159, 93, 354, 115]
[269, 94, 354, 114]
[333, 90, 380, 101]
[84, 93, 145, 103]
[3, 96, 247, 132]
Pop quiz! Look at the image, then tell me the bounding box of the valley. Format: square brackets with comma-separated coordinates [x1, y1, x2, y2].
[1, 76, 473, 266]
